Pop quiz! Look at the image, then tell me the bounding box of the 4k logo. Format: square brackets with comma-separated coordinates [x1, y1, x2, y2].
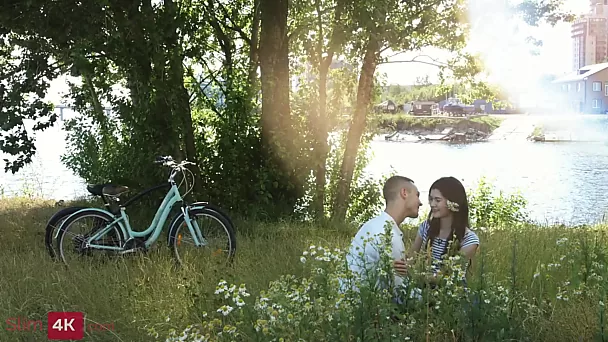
[47, 312, 84, 340]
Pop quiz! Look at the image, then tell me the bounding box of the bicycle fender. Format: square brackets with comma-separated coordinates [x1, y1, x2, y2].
[189, 202, 235, 230]
[53, 208, 127, 239]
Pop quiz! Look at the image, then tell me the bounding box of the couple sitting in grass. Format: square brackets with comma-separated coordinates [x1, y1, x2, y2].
[344, 175, 480, 302]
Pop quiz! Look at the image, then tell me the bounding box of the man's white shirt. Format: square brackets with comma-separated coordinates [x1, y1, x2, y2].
[345, 211, 406, 289]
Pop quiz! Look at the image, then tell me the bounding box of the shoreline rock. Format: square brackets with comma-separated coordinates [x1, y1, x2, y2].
[384, 120, 493, 143]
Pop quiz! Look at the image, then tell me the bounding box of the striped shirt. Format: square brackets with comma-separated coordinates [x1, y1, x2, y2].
[417, 220, 480, 271]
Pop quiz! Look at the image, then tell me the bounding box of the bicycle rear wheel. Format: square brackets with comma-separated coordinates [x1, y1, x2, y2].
[168, 208, 236, 267]
[45, 206, 87, 260]
[56, 209, 125, 266]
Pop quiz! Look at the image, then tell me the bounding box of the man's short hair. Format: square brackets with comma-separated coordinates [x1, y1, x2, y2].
[382, 176, 414, 202]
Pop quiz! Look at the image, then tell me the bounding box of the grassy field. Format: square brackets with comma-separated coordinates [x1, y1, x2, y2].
[1, 193, 608, 341]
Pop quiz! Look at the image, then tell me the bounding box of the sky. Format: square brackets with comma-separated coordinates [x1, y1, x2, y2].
[376, 0, 590, 86]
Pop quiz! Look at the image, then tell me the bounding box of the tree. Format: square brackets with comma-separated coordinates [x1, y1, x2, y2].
[330, 0, 575, 221]
[331, 0, 469, 221]
[289, 0, 351, 218]
[0, 0, 200, 185]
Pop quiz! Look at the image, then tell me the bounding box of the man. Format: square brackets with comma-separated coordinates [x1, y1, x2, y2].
[343, 175, 422, 292]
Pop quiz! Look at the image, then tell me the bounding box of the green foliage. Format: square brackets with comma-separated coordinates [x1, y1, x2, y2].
[468, 177, 529, 229]
[377, 115, 504, 133]
[0, 34, 60, 173]
[0, 0, 575, 223]
[379, 80, 510, 109]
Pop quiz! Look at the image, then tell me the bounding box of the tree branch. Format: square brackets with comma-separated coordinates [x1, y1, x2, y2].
[184, 62, 222, 116]
[215, 2, 252, 46]
[288, 5, 336, 41]
[378, 59, 446, 68]
[378, 54, 449, 68]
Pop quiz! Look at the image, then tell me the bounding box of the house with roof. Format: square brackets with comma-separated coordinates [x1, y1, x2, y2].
[552, 62, 608, 114]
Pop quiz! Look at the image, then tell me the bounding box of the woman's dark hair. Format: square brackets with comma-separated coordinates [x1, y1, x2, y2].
[426, 176, 470, 256]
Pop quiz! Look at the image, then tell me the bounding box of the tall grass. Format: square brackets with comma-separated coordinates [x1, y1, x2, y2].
[0, 180, 607, 341]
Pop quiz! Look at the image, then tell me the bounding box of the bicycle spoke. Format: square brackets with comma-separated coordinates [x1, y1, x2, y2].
[171, 209, 235, 267]
[58, 213, 124, 266]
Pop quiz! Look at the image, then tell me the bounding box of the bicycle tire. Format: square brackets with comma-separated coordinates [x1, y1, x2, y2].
[44, 206, 88, 260]
[190, 202, 237, 232]
[56, 209, 126, 266]
[167, 207, 236, 266]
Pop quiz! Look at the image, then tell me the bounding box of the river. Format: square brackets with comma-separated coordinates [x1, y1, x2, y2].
[2, 113, 608, 225]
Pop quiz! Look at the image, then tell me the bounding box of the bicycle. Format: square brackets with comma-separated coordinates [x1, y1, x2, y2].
[54, 156, 236, 267]
[45, 183, 236, 261]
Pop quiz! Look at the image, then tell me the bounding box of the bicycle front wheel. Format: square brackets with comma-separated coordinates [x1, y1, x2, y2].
[168, 208, 236, 267]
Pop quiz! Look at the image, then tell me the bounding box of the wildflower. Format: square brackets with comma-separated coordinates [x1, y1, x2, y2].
[300, 256, 307, 263]
[223, 325, 237, 334]
[235, 296, 246, 307]
[217, 305, 234, 316]
[556, 237, 568, 246]
[238, 284, 250, 297]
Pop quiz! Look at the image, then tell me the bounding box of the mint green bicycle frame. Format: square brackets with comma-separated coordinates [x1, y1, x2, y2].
[55, 182, 206, 251]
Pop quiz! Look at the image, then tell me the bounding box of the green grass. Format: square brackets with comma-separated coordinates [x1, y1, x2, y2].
[377, 114, 504, 133]
[1, 195, 607, 341]
[529, 125, 545, 139]
[469, 115, 505, 130]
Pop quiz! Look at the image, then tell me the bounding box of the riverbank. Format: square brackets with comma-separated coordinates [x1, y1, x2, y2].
[377, 114, 504, 143]
[1, 194, 608, 341]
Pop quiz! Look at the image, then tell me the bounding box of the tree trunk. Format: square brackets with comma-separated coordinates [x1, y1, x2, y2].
[331, 37, 380, 222]
[259, 0, 299, 211]
[312, 0, 345, 219]
[248, 0, 261, 92]
[259, 0, 290, 141]
[165, 0, 201, 191]
[312, 65, 330, 218]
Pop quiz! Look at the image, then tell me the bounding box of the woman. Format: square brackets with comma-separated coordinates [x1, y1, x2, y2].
[394, 176, 480, 286]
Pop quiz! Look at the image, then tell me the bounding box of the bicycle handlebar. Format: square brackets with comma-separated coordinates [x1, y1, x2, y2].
[154, 155, 196, 169]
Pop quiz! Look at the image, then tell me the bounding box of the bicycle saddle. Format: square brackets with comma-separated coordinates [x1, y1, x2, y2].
[102, 184, 130, 197]
[86, 183, 129, 197]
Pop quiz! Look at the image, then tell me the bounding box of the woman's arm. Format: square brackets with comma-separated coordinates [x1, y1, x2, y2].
[460, 244, 478, 260]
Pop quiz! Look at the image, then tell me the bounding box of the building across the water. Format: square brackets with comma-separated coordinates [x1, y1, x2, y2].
[552, 62, 608, 113]
[572, 1, 608, 71]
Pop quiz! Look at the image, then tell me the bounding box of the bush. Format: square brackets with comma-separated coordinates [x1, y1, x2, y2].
[468, 177, 529, 230]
